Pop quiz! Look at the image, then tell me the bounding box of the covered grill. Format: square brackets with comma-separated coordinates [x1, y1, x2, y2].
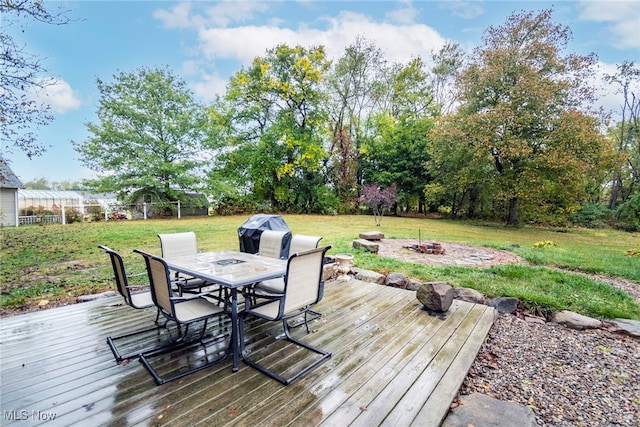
[237, 214, 291, 257]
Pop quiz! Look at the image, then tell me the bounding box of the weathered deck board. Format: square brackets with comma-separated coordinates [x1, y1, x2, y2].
[0, 279, 495, 427]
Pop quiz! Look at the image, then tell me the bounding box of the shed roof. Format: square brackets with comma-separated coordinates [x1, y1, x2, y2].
[0, 158, 24, 189]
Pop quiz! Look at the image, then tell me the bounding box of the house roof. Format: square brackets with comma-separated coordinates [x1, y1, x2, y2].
[0, 158, 24, 189]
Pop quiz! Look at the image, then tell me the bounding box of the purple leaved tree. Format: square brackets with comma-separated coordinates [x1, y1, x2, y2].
[359, 184, 397, 226]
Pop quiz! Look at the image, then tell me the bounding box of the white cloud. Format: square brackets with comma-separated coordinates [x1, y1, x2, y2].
[386, 0, 420, 24]
[440, 1, 485, 20]
[577, 1, 640, 49]
[154, 1, 270, 29]
[30, 79, 83, 114]
[196, 10, 446, 66]
[190, 73, 229, 102]
[156, 4, 448, 102]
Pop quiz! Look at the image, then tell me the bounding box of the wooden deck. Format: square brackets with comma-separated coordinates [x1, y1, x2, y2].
[1, 279, 496, 426]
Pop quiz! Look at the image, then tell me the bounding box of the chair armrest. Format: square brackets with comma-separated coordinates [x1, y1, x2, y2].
[169, 294, 206, 303]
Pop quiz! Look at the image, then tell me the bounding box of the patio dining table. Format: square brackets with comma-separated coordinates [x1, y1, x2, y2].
[162, 250, 286, 371]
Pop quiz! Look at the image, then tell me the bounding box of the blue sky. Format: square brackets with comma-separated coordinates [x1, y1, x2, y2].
[5, 0, 640, 184]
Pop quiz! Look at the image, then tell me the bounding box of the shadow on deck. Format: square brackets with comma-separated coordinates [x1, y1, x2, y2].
[1, 279, 496, 426]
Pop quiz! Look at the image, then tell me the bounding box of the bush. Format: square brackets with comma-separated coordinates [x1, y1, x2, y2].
[615, 193, 640, 232]
[570, 202, 611, 228]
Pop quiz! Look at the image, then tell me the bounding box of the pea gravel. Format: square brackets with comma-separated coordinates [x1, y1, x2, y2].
[459, 313, 640, 426]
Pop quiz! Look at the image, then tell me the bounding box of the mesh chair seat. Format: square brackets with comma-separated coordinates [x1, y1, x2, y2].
[254, 277, 284, 293]
[130, 291, 154, 308]
[173, 298, 226, 323]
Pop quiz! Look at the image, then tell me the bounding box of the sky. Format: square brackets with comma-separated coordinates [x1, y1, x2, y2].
[4, 0, 640, 184]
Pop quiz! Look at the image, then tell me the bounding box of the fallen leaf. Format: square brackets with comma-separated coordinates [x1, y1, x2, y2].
[38, 300, 49, 306]
[359, 406, 368, 411]
[228, 407, 239, 416]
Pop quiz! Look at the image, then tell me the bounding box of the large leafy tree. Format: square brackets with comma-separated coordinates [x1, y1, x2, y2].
[73, 67, 211, 208]
[430, 41, 465, 115]
[1, 0, 69, 159]
[432, 9, 609, 225]
[361, 57, 437, 212]
[220, 44, 332, 212]
[325, 37, 388, 210]
[605, 61, 640, 209]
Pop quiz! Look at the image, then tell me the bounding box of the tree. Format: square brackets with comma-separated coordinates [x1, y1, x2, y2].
[359, 183, 397, 226]
[221, 44, 332, 212]
[1, 0, 70, 159]
[73, 67, 211, 211]
[361, 57, 437, 213]
[325, 37, 389, 210]
[604, 61, 640, 209]
[430, 41, 464, 114]
[433, 9, 608, 225]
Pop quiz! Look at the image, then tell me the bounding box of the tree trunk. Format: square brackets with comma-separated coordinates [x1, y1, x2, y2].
[507, 197, 519, 226]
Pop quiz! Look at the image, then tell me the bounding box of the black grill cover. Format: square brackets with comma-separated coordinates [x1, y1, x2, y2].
[238, 214, 291, 257]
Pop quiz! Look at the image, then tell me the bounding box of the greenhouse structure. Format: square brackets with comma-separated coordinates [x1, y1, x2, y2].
[17, 190, 116, 224]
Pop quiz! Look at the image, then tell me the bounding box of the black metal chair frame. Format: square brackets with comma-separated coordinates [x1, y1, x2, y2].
[134, 249, 231, 385]
[99, 245, 173, 362]
[240, 246, 332, 385]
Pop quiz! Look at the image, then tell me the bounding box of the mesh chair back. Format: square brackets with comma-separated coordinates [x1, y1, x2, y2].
[289, 235, 322, 256]
[259, 230, 289, 259]
[283, 246, 329, 315]
[140, 252, 174, 316]
[158, 232, 198, 258]
[99, 245, 133, 306]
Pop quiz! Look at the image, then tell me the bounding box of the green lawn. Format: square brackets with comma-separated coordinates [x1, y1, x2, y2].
[1, 214, 638, 319]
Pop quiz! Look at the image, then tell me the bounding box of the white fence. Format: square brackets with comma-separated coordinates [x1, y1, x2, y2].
[18, 201, 207, 225]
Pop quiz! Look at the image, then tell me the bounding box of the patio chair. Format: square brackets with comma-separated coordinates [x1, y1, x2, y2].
[254, 234, 324, 327]
[99, 245, 164, 362]
[134, 249, 231, 385]
[288, 234, 323, 257]
[240, 246, 332, 385]
[158, 232, 216, 297]
[258, 230, 290, 259]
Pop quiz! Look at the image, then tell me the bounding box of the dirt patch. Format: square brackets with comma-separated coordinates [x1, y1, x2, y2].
[377, 239, 522, 268]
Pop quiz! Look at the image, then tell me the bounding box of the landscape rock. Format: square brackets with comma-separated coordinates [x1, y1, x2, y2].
[551, 310, 602, 330]
[406, 279, 422, 292]
[352, 267, 385, 284]
[359, 231, 385, 241]
[442, 393, 537, 427]
[352, 239, 379, 253]
[608, 318, 640, 337]
[487, 297, 518, 314]
[453, 287, 487, 304]
[77, 290, 117, 303]
[417, 281, 454, 312]
[385, 272, 409, 289]
[322, 263, 337, 281]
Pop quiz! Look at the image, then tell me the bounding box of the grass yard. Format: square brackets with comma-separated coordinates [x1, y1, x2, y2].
[1, 214, 638, 319]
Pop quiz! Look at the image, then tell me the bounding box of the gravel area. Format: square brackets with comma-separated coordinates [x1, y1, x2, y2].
[460, 313, 640, 426]
[376, 239, 640, 426]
